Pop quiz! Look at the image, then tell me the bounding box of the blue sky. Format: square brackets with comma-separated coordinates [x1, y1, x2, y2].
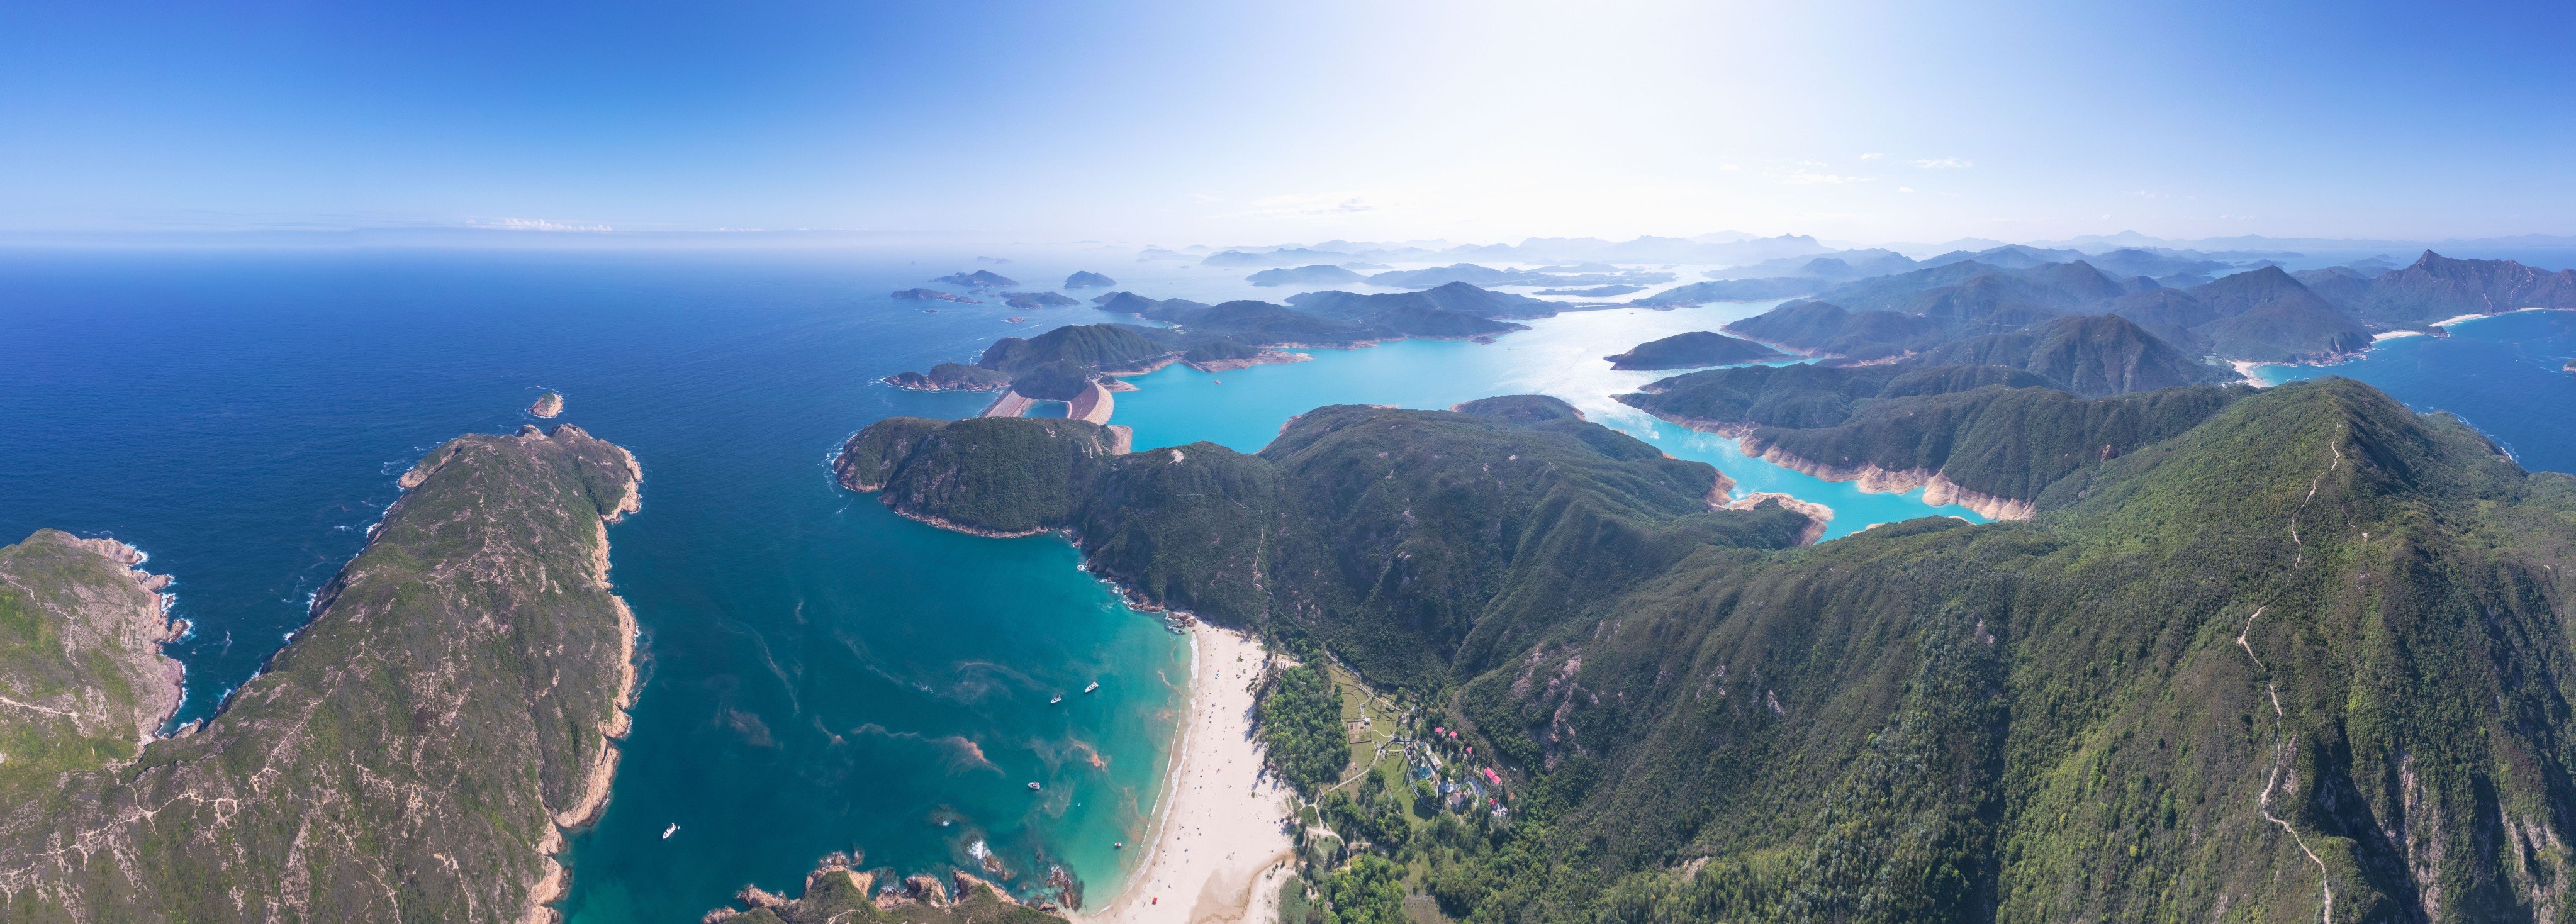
[4, 0, 2570, 243]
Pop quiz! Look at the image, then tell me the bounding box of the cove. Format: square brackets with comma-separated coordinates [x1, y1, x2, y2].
[1112, 303, 1991, 540]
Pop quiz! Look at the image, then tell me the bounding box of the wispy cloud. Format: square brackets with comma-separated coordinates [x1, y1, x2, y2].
[1912, 157, 1971, 169]
[1222, 193, 1377, 220]
[1858, 152, 1885, 160]
[469, 217, 612, 231]
[1898, 186, 1916, 193]
[1782, 170, 1872, 185]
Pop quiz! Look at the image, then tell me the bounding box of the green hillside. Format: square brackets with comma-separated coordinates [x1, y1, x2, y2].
[843, 376, 2576, 923]
[1909, 314, 2233, 396]
[837, 398, 1817, 687]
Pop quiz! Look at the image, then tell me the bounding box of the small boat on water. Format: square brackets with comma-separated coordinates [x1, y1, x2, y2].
[662, 823, 678, 840]
[1083, 681, 1099, 693]
[1114, 841, 1124, 850]
[1050, 694, 1063, 704]
[1028, 781, 1043, 791]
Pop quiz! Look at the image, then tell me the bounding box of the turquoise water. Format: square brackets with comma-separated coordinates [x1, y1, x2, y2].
[0, 250, 1186, 919]
[2255, 309, 2576, 474]
[1116, 303, 1990, 540]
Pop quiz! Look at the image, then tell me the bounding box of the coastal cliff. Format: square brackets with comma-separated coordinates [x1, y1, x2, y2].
[0, 423, 641, 924]
[0, 531, 189, 793]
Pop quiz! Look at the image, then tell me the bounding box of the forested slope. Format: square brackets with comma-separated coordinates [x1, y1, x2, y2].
[844, 377, 2576, 923]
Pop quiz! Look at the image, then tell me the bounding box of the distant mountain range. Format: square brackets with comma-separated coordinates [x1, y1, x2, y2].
[1693, 250, 2571, 371]
[1194, 234, 1833, 270]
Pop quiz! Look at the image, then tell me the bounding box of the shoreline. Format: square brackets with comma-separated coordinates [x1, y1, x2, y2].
[1075, 623, 1293, 924]
[1738, 436, 2034, 521]
[528, 437, 645, 924]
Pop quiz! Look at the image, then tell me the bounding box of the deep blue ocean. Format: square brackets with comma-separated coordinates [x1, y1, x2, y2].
[3, 247, 2566, 920]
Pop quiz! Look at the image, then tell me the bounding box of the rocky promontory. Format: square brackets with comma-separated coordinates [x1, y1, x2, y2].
[530, 391, 564, 417]
[700, 860, 1065, 923]
[0, 530, 188, 792]
[883, 362, 1012, 392]
[0, 423, 642, 923]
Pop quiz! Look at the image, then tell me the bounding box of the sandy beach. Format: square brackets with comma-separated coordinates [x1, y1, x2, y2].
[1078, 624, 1296, 924]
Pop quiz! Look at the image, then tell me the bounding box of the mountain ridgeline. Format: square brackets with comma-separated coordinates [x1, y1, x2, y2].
[838, 375, 2576, 923]
[0, 425, 643, 923]
[1678, 250, 2574, 372]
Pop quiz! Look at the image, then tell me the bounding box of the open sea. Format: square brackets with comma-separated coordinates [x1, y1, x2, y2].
[4, 246, 2563, 920]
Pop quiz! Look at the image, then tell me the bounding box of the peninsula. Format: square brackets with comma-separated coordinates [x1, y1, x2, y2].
[1601, 330, 1786, 370]
[0, 424, 642, 923]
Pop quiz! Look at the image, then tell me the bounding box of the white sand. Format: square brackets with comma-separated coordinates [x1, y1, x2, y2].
[2372, 330, 2426, 342]
[1078, 625, 1296, 924]
[2431, 313, 2493, 328]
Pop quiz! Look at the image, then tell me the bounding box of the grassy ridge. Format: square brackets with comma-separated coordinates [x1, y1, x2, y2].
[0, 425, 641, 923]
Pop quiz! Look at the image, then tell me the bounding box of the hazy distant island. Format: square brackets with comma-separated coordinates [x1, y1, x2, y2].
[0, 424, 641, 923]
[529, 390, 564, 417]
[893, 287, 980, 303]
[1062, 270, 1116, 289]
[1246, 264, 1367, 287]
[1602, 331, 1787, 370]
[880, 282, 1561, 408]
[1000, 291, 1080, 309]
[932, 270, 1017, 287]
[1538, 284, 1644, 297]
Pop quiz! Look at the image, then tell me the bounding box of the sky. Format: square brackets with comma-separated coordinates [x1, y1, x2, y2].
[3, 0, 2572, 245]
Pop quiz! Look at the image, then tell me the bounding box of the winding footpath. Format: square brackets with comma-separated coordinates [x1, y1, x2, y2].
[2235, 428, 2350, 923]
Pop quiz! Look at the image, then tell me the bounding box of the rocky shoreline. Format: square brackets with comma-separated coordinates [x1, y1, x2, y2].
[1625, 407, 2031, 521]
[1740, 437, 2034, 521]
[526, 438, 644, 924]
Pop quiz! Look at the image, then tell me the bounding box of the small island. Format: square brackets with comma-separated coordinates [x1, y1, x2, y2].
[1602, 331, 1788, 370]
[1246, 264, 1367, 287]
[529, 391, 564, 418]
[1063, 270, 1116, 289]
[893, 287, 981, 304]
[1002, 291, 1080, 309]
[933, 270, 1017, 287]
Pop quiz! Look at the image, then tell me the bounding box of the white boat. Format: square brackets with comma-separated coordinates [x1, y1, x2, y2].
[1050, 694, 1062, 704]
[1083, 682, 1099, 693]
[1028, 781, 1042, 791]
[661, 823, 678, 840]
